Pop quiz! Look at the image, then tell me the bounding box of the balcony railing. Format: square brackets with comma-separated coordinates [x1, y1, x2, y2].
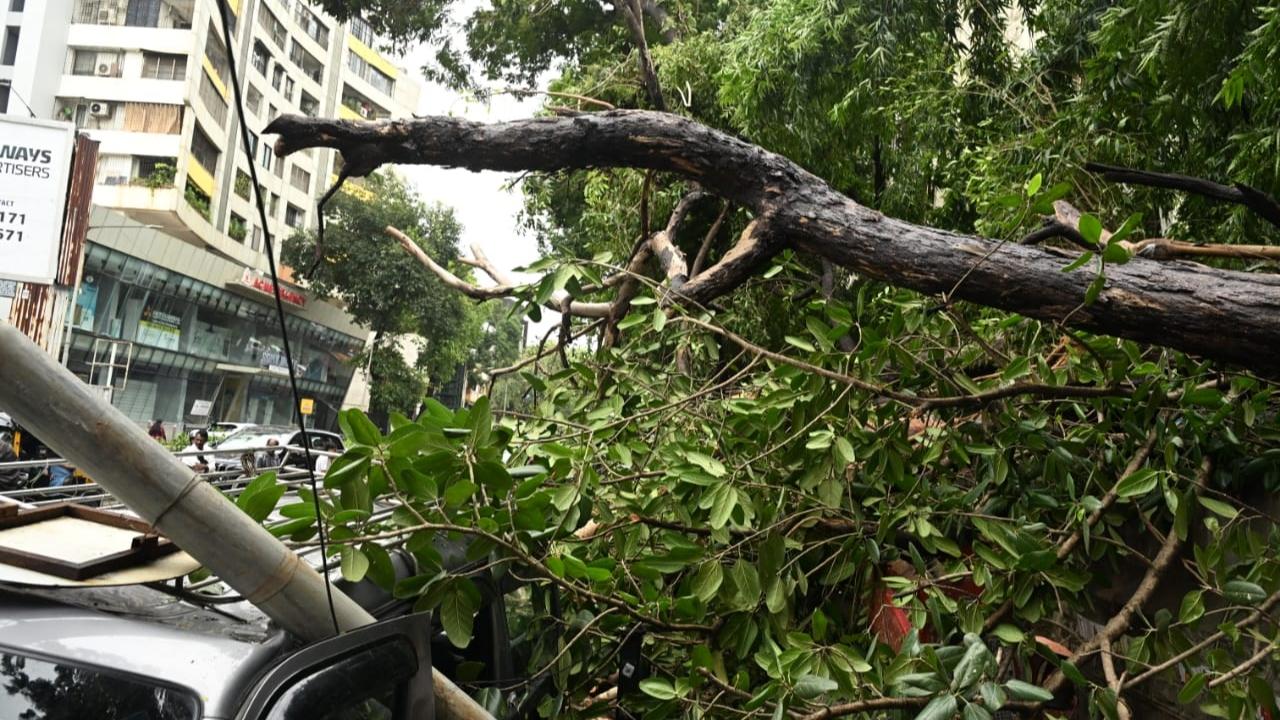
[73, 0, 194, 28]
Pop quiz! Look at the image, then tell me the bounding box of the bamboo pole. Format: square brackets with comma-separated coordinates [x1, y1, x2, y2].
[0, 322, 494, 720]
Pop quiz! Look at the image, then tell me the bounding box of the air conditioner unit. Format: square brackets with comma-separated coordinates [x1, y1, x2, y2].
[96, 52, 120, 76]
[89, 101, 114, 117]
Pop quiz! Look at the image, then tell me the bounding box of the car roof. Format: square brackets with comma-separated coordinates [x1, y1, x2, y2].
[0, 584, 287, 718]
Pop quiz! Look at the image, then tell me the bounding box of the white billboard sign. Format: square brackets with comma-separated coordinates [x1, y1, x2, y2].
[0, 116, 75, 285]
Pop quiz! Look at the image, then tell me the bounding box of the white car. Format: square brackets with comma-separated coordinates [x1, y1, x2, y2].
[210, 425, 344, 474]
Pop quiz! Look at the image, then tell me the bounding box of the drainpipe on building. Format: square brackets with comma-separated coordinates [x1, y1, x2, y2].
[0, 322, 495, 720]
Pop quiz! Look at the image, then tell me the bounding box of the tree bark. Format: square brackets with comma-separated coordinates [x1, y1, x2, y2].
[268, 110, 1280, 376]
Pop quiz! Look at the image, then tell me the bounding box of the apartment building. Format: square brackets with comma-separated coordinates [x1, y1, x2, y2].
[3, 0, 420, 430]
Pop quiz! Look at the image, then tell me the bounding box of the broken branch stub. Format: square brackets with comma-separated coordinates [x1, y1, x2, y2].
[268, 111, 1280, 376]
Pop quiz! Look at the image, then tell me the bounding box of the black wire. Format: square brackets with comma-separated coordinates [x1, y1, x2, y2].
[214, 0, 339, 636]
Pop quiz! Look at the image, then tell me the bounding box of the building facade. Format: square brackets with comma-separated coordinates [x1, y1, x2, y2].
[3, 0, 420, 431]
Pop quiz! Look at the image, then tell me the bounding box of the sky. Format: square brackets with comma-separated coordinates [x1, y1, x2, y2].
[391, 25, 561, 336]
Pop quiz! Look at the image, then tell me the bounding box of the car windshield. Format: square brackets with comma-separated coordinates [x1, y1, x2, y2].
[0, 651, 199, 720]
[214, 428, 288, 451]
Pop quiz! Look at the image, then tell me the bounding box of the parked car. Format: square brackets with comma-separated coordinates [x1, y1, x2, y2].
[0, 543, 528, 720]
[210, 425, 344, 475]
[207, 421, 257, 444]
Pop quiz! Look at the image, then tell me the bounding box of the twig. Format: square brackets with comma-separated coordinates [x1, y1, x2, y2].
[984, 424, 1162, 631]
[690, 201, 731, 277]
[1039, 456, 1213, 696]
[1124, 588, 1280, 689]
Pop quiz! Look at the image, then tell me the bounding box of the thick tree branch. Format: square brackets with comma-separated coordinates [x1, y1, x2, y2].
[268, 111, 1280, 375]
[1086, 161, 1280, 229]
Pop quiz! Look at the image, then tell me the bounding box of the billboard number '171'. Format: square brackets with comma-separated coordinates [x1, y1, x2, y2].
[0, 117, 76, 285]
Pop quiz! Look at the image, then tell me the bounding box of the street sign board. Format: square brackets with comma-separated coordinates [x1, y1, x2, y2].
[299, 398, 315, 415]
[190, 399, 213, 416]
[0, 117, 75, 285]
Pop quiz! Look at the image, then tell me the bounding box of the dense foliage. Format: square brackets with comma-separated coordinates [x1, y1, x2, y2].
[269, 2, 1280, 719]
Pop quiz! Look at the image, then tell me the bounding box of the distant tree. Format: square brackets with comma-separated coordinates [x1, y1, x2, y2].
[283, 171, 477, 421]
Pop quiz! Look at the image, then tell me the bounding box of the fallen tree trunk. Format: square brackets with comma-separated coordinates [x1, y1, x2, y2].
[267, 110, 1280, 376]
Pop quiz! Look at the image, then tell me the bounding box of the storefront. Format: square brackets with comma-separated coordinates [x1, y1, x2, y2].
[63, 240, 365, 431]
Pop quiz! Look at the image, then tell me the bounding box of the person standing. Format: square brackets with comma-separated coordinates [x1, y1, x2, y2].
[181, 429, 211, 473]
[148, 419, 167, 442]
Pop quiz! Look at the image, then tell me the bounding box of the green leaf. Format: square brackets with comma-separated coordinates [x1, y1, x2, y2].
[237, 471, 284, 523]
[443, 479, 477, 507]
[1179, 590, 1205, 624]
[1001, 356, 1031, 382]
[1004, 679, 1054, 702]
[340, 546, 369, 582]
[914, 694, 958, 720]
[692, 562, 723, 602]
[1025, 173, 1043, 196]
[342, 409, 382, 446]
[784, 335, 816, 352]
[1102, 242, 1131, 264]
[963, 703, 994, 720]
[1178, 673, 1207, 704]
[1197, 496, 1238, 520]
[323, 452, 371, 489]
[793, 675, 838, 700]
[686, 451, 727, 478]
[652, 307, 667, 332]
[1115, 468, 1159, 498]
[1084, 273, 1106, 305]
[834, 437, 856, 464]
[1108, 212, 1143, 245]
[992, 624, 1025, 644]
[438, 578, 481, 649]
[709, 485, 737, 530]
[1061, 251, 1095, 272]
[639, 678, 678, 700]
[1078, 214, 1102, 246]
[1223, 580, 1267, 604]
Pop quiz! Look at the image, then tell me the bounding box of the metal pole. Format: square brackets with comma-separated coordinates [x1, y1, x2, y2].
[0, 322, 494, 720]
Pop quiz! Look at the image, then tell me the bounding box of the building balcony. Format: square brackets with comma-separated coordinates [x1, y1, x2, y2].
[72, 0, 195, 29]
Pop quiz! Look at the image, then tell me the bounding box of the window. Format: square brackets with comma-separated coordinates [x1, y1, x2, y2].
[269, 192, 280, 217]
[235, 168, 251, 198]
[203, 26, 229, 80]
[124, 0, 161, 27]
[0, 84, 9, 114]
[69, 49, 97, 75]
[284, 203, 303, 228]
[246, 85, 262, 115]
[250, 224, 262, 251]
[271, 64, 284, 93]
[228, 212, 247, 242]
[346, 52, 394, 96]
[251, 40, 270, 76]
[198, 71, 227, 125]
[0, 651, 199, 720]
[2, 26, 18, 66]
[299, 91, 318, 117]
[267, 103, 278, 121]
[289, 165, 310, 193]
[289, 41, 323, 84]
[284, 77, 294, 102]
[258, 138, 273, 172]
[142, 52, 186, 80]
[9, 0, 25, 11]
[256, 3, 286, 49]
[190, 125, 219, 173]
[293, 5, 329, 47]
[350, 17, 375, 46]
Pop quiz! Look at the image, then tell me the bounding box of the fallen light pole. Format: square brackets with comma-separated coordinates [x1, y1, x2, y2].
[0, 322, 494, 720]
